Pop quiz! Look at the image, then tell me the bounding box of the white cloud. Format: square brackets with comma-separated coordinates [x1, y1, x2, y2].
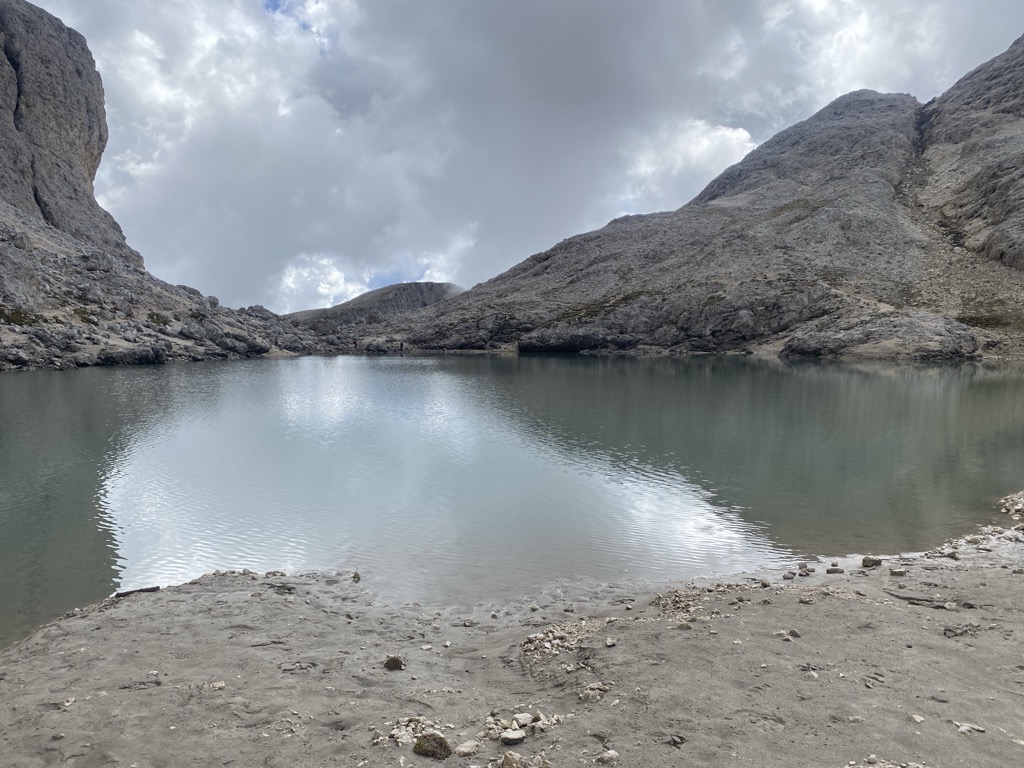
[30, 0, 1024, 312]
[617, 120, 757, 215]
[276, 253, 368, 313]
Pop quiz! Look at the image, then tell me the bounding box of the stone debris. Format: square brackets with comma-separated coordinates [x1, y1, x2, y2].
[500, 728, 527, 745]
[954, 721, 986, 734]
[413, 731, 452, 760]
[482, 712, 563, 742]
[489, 752, 553, 768]
[579, 681, 612, 702]
[1000, 491, 1024, 516]
[390, 716, 449, 748]
[522, 618, 606, 657]
[943, 623, 980, 638]
[512, 713, 535, 728]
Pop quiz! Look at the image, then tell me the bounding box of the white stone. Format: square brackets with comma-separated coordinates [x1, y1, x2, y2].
[499, 728, 527, 745]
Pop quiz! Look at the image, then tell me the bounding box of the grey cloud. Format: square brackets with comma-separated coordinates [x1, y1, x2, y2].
[32, 0, 1024, 311]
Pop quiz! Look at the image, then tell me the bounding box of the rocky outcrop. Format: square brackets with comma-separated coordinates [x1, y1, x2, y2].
[370, 41, 1024, 362]
[3, 0, 1024, 369]
[917, 33, 1024, 272]
[0, 0, 350, 371]
[287, 282, 462, 333]
[0, 0, 136, 264]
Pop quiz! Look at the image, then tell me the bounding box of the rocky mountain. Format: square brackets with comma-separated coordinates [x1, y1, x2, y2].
[287, 282, 462, 333]
[0, 0, 348, 371]
[351, 38, 1024, 362]
[2, 0, 1023, 370]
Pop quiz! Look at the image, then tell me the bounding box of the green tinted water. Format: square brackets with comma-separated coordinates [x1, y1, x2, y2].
[1, 355, 1021, 648]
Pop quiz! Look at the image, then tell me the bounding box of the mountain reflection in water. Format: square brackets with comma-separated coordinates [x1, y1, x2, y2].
[2, 355, 1021, 647]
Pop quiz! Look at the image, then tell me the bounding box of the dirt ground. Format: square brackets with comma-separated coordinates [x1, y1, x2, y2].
[2, 518, 1023, 768]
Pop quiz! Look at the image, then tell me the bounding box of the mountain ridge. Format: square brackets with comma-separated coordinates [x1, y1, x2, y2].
[360, 49, 1024, 361]
[1, 0, 1023, 369]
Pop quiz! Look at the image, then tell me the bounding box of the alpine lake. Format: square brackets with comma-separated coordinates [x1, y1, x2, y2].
[2, 354, 1023, 648]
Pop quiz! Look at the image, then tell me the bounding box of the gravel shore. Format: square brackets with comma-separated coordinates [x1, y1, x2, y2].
[2, 514, 1023, 768]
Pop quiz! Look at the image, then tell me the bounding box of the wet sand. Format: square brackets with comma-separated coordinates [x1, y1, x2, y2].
[2, 516, 1023, 768]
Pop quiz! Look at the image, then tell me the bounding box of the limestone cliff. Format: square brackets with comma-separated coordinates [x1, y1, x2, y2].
[0, 0, 133, 262]
[0, 0, 344, 370]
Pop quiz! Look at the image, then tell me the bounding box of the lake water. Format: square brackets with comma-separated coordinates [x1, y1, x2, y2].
[2, 355, 1023, 648]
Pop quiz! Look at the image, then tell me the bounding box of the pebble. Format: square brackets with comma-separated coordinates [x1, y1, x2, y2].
[862, 556, 883, 568]
[579, 681, 612, 701]
[954, 721, 985, 733]
[827, 567, 844, 574]
[454, 740, 479, 757]
[512, 713, 534, 728]
[783, 571, 796, 580]
[889, 568, 907, 577]
[596, 749, 620, 764]
[500, 728, 527, 745]
[383, 655, 406, 671]
[412, 732, 452, 759]
[606, 637, 617, 647]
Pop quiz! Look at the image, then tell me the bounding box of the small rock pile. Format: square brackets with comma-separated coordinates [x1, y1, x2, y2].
[385, 715, 452, 752]
[488, 751, 553, 768]
[522, 618, 607, 658]
[1000, 490, 1024, 518]
[481, 711, 563, 744]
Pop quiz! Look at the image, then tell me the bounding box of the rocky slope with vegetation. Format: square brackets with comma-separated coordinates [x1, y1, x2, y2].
[2, 0, 1024, 369]
[363, 38, 1024, 362]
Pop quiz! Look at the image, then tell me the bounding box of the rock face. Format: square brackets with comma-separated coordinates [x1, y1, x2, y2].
[372, 39, 1024, 361]
[0, 0, 134, 263]
[287, 282, 462, 333]
[0, 0, 349, 371]
[2, 0, 1024, 369]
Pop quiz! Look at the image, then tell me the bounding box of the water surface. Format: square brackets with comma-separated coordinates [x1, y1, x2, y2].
[1, 355, 1022, 647]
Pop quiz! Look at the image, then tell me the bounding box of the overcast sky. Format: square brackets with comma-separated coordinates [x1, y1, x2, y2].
[32, 1, 1024, 313]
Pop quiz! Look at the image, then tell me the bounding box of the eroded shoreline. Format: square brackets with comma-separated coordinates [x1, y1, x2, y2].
[2, 501, 1023, 768]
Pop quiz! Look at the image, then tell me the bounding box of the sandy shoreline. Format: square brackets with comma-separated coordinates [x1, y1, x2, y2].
[2, 514, 1023, 768]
